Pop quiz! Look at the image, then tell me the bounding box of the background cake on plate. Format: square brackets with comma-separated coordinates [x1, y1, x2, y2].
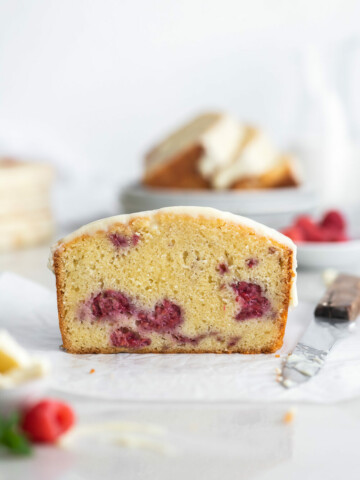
[50, 206, 297, 354]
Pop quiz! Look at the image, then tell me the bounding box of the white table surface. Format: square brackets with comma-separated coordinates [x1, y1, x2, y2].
[1, 243, 360, 480]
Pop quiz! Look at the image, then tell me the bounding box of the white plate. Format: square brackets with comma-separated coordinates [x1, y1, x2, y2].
[297, 240, 360, 269]
[121, 183, 318, 229]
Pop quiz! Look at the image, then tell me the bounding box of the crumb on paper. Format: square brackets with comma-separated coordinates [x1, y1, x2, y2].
[59, 422, 175, 455]
[275, 354, 280, 358]
[89, 368, 95, 374]
[283, 407, 297, 424]
[322, 268, 338, 287]
[116, 434, 178, 456]
[275, 367, 283, 383]
[282, 378, 295, 389]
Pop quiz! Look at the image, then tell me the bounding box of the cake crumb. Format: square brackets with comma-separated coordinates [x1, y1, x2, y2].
[283, 407, 297, 424]
[275, 354, 280, 358]
[89, 368, 95, 374]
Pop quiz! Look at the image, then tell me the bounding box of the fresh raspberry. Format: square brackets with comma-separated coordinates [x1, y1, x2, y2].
[295, 216, 325, 242]
[320, 210, 346, 233]
[91, 290, 133, 319]
[231, 281, 271, 321]
[281, 226, 304, 243]
[110, 327, 151, 348]
[246, 258, 259, 268]
[321, 227, 345, 242]
[21, 399, 75, 444]
[136, 299, 183, 333]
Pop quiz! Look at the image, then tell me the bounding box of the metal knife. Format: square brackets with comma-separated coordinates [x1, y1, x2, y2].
[281, 274, 360, 389]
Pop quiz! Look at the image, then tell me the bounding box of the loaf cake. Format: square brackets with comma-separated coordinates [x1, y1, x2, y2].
[143, 113, 299, 190]
[50, 207, 297, 354]
[0, 158, 54, 252]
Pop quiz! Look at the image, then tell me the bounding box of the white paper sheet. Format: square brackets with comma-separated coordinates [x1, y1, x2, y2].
[1, 272, 360, 403]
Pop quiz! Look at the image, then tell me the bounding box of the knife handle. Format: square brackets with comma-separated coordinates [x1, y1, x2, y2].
[314, 274, 360, 322]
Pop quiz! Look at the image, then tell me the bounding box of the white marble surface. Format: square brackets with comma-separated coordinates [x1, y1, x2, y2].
[1, 244, 360, 480]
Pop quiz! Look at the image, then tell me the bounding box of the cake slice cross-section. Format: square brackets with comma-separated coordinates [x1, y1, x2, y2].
[50, 207, 297, 354]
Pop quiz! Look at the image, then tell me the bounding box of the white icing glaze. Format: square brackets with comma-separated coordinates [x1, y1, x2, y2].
[212, 130, 280, 189]
[198, 116, 244, 178]
[50, 206, 297, 306]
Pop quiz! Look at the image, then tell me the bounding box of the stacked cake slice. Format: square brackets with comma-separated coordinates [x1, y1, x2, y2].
[0, 158, 54, 252]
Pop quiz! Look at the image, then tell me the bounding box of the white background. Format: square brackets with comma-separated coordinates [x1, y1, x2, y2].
[0, 0, 360, 216]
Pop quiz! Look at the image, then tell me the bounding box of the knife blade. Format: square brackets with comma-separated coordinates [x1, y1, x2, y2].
[281, 274, 360, 389]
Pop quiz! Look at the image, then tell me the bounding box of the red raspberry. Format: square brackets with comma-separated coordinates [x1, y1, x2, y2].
[322, 227, 347, 242]
[295, 216, 325, 242]
[21, 399, 75, 444]
[320, 210, 346, 233]
[281, 226, 304, 243]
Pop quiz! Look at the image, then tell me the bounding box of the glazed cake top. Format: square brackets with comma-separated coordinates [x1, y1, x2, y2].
[50, 206, 297, 306]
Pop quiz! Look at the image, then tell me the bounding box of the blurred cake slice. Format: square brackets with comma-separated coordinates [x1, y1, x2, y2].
[213, 128, 299, 189]
[0, 158, 54, 252]
[231, 155, 299, 189]
[143, 113, 243, 189]
[142, 114, 300, 190]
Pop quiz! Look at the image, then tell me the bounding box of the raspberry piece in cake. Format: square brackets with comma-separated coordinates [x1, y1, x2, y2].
[51, 206, 297, 354]
[91, 290, 133, 319]
[217, 263, 229, 274]
[136, 300, 182, 333]
[110, 327, 151, 348]
[246, 258, 259, 268]
[232, 281, 271, 320]
[109, 233, 140, 249]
